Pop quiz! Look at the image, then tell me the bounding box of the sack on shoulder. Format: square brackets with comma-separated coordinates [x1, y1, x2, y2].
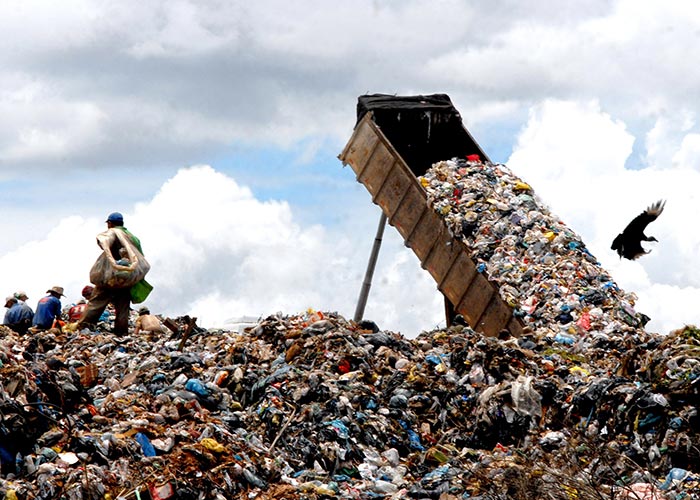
[89, 228, 151, 288]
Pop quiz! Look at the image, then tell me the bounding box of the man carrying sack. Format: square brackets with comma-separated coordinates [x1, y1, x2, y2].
[77, 212, 152, 335]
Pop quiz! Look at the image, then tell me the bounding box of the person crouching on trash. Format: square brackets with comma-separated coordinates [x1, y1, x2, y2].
[68, 299, 88, 322]
[134, 306, 166, 335]
[4, 295, 34, 334]
[32, 286, 65, 332]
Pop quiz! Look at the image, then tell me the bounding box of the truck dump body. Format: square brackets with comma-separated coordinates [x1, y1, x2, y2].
[354, 94, 490, 176]
[340, 95, 524, 337]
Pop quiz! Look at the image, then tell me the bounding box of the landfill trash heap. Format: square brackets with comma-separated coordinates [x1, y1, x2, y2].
[0, 303, 698, 499]
[420, 157, 653, 340]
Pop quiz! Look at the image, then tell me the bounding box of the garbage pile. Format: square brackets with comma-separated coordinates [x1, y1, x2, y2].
[0, 307, 697, 499]
[420, 157, 649, 337]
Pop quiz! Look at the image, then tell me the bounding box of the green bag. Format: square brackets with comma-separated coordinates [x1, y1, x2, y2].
[131, 279, 153, 304]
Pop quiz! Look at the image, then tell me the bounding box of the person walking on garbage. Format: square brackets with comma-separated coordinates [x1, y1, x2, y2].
[77, 212, 152, 335]
[32, 286, 65, 331]
[134, 306, 166, 335]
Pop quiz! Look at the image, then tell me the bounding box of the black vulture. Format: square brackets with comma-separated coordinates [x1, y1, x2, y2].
[611, 200, 666, 260]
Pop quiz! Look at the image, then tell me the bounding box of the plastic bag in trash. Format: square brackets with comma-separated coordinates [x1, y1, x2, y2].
[511, 375, 542, 418]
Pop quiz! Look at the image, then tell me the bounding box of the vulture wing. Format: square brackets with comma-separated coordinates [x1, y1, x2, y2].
[611, 200, 665, 260]
[622, 200, 665, 238]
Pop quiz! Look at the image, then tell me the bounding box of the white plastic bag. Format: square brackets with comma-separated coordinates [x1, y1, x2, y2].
[511, 375, 542, 418]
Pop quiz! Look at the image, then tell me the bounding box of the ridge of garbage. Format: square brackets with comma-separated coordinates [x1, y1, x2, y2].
[0, 305, 698, 499]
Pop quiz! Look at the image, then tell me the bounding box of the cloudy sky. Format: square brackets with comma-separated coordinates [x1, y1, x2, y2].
[2, 0, 700, 336]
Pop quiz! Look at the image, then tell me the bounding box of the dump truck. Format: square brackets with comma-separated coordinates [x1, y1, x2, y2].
[339, 94, 525, 338]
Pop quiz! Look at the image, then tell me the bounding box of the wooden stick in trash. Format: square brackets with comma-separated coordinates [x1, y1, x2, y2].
[163, 317, 179, 334]
[177, 316, 198, 351]
[268, 408, 297, 453]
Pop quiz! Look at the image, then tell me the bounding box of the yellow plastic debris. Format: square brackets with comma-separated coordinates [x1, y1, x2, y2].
[314, 485, 336, 496]
[569, 366, 590, 378]
[426, 447, 449, 464]
[200, 437, 226, 453]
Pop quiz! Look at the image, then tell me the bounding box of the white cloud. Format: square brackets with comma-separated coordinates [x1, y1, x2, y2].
[2, 0, 700, 173]
[581, 0, 700, 45]
[645, 112, 695, 169]
[673, 133, 700, 171]
[0, 77, 106, 162]
[0, 215, 99, 310]
[124, 1, 241, 59]
[461, 100, 521, 127]
[508, 99, 634, 179]
[0, 1, 100, 60]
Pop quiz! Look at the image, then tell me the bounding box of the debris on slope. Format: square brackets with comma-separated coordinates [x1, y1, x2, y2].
[420, 157, 649, 336]
[0, 307, 697, 499]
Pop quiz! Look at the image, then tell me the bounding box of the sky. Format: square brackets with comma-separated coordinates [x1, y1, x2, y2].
[2, 0, 700, 336]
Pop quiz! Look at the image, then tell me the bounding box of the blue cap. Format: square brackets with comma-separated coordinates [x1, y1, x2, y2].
[106, 212, 124, 224]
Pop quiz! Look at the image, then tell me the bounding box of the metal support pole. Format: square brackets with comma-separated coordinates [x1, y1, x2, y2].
[354, 211, 388, 323]
[444, 295, 456, 327]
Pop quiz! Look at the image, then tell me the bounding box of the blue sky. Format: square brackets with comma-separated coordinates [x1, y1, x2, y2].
[3, 0, 700, 335]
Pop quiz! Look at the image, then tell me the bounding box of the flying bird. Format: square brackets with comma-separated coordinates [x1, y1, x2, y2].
[611, 200, 666, 260]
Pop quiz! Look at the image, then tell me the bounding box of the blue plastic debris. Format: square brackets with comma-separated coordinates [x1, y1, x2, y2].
[185, 378, 210, 398]
[554, 332, 576, 345]
[425, 354, 444, 365]
[400, 420, 425, 451]
[325, 419, 349, 439]
[659, 468, 690, 490]
[135, 432, 156, 457]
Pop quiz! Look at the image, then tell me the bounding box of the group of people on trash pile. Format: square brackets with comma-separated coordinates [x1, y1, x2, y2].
[2, 211, 163, 337]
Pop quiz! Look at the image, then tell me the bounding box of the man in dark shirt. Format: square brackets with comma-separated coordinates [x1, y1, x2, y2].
[4, 295, 34, 334]
[32, 286, 64, 331]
